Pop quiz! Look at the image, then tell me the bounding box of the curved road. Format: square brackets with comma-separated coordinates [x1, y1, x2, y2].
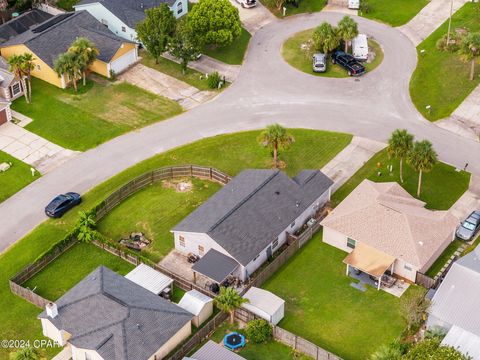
[1, 12, 479, 252]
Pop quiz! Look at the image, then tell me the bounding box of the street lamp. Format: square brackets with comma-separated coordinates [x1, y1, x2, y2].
[446, 0, 454, 45]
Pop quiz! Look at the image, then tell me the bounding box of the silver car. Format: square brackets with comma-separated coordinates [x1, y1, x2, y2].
[456, 210, 480, 241]
[312, 53, 326, 73]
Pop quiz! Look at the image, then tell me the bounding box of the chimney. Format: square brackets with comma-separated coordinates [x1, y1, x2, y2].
[46, 302, 58, 319]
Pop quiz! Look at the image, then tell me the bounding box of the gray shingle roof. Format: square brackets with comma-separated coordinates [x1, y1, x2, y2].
[173, 169, 333, 266]
[191, 340, 246, 360]
[429, 247, 480, 336]
[2, 11, 132, 68]
[74, 0, 176, 28]
[0, 10, 52, 43]
[38, 266, 192, 360]
[191, 249, 239, 283]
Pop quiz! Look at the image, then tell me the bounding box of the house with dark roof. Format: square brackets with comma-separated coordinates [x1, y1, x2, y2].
[0, 9, 53, 44]
[0, 11, 138, 88]
[39, 266, 193, 360]
[73, 0, 187, 43]
[172, 169, 333, 283]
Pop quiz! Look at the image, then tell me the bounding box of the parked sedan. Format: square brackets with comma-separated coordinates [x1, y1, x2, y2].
[332, 51, 366, 76]
[456, 210, 480, 241]
[45, 192, 82, 218]
[312, 53, 327, 73]
[235, 0, 256, 8]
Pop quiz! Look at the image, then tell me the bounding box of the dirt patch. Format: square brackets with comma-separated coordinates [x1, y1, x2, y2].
[162, 178, 194, 192]
[267, 159, 287, 169]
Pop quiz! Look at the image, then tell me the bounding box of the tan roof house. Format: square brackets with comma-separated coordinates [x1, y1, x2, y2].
[321, 180, 458, 285]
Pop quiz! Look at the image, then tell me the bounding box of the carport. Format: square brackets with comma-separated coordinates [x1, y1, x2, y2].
[192, 249, 239, 285]
[343, 242, 396, 290]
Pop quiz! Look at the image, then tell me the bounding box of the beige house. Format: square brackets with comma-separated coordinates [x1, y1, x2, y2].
[39, 266, 193, 360]
[321, 180, 458, 284]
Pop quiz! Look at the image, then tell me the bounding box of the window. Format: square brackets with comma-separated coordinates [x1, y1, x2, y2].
[290, 221, 295, 228]
[272, 237, 279, 249]
[11, 82, 21, 96]
[85, 353, 93, 360]
[179, 236, 185, 247]
[347, 237, 356, 249]
[253, 254, 260, 261]
[177, 2, 183, 14]
[404, 264, 412, 271]
[36, 64, 41, 70]
[198, 245, 204, 256]
[122, 26, 126, 32]
[101, 19, 108, 27]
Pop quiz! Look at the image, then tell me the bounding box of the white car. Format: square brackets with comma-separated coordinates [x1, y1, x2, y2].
[348, 0, 360, 9]
[236, 0, 257, 8]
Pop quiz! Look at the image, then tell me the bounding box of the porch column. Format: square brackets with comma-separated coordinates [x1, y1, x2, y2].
[193, 271, 197, 285]
[346, 263, 350, 276]
[377, 276, 381, 290]
[390, 262, 395, 274]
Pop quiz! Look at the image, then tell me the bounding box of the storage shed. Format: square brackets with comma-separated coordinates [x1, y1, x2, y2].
[178, 290, 214, 327]
[242, 287, 285, 325]
[125, 263, 173, 297]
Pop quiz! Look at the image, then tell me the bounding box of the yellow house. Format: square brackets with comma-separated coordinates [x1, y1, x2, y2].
[0, 11, 137, 88]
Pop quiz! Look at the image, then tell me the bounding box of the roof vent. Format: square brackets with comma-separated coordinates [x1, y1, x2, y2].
[275, 191, 280, 195]
[418, 241, 424, 246]
[295, 201, 300, 207]
[46, 302, 58, 319]
[136, 323, 141, 330]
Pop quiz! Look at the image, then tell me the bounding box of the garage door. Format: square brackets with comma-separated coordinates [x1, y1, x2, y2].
[0, 109, 7, 126]
[110, 50, 137, 75]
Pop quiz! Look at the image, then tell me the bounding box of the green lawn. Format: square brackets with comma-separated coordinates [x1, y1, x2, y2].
[56, 0, 78, 10]
[142, 51, 214, 91]
[410, 3, 480, 121]
[360, 0, 428, 26]
[98, 178, 221, 262]
[12, 78, 182, 151]
[331, 149, 470, 210]
[261, 0, 326, 17]
[23, 242, 134, 301]
[0, 129, 351, 360]
[263, 231, 426, 360]
[426, 239, 463, 277]
[282, 29, 384, 78]
[0, 151, 40, 203]
[203, 28, 251, 65]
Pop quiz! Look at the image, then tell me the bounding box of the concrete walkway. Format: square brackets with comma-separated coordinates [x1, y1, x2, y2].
[399, 0, 468, 46]
[450, 175, 480, 221]
[321, 136, 386, 192]
[118, 64, 218, 110]
[0, 122, 79, 174]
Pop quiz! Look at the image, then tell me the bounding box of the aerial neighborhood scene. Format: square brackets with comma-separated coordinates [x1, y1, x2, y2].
[1, 0, 480, 357]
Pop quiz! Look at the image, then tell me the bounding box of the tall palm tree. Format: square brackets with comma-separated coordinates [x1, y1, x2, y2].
[407, 140, 437, 197]
[459, 32, 480, 81]
[54, 52, 82, 92]
[387, 129, 414, 183]
[13, 347, 39, 360]
[8, 55, 29, 103]
[257, 124, 295, 167]
[337, 16, 358, 52]
[312, 22, 340, 54]
[214, 286, 248, 324]
[20, 53, 35, 102]
[68, 37, 99, 86]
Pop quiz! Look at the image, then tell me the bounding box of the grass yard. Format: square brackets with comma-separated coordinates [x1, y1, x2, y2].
[261, 0, 326, 17]
[141, 51, 214, 91]
[22, 242, 134, 301]
[203, 28, 251, 65]
[56, 0, 78, 10]
[263, 231, 426, 360]
[0, 129, 351, 360]
[0, 151, 40, 203]
[282, 29, 384, 78]
[98, 178, 221, 262]
[360, 0, 428, 26]
[12, 78, 182, 151]
[331, 149, 470, 210]
[426, 239, 464, 277]
[410, 3, 480, 121]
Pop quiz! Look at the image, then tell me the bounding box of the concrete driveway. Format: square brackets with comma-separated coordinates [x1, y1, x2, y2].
[229, 0, 276, 34]
[2, 12, 480, 252]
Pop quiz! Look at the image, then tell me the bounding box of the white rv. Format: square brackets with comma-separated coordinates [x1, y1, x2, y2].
[348, 0, 360, 9]
[352, 34, 369, 61]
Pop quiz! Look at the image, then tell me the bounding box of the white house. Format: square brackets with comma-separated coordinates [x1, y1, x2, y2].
[73, 0, 188, 42]
[172, 169, 333, 283]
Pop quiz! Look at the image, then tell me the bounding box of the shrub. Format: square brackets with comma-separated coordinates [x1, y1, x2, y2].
[360, 0, 371, 14]
[207, 71, 222, 89]
[245, 319, 272, 343]
[436, 32, 463, 53]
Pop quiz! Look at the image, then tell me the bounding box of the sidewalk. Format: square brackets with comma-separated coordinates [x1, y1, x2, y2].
[118, 63, 218, 110]
[0, 122, 79, 174]
[321, 136, 386, 192]
[398, 0, 468, 46]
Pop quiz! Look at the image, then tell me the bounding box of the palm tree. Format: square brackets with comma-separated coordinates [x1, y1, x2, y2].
[407, 140, 437, 197]
[54, 52, 82, 92]
[257, 124, 295, 167]
[8, 55, 29, 103]
[387, 129, 414, 183]
[68, 37, 99, 86]
[214, 286, 248, 324]
[312, 22, 340, 54]
[21, 53, 35, 102]
[13, 347, 39, 360]
[337, 16, 358, 52]
[458, 32, 480, 81]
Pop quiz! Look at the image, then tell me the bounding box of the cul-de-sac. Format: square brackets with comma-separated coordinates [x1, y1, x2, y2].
[0, 0, 479, 359]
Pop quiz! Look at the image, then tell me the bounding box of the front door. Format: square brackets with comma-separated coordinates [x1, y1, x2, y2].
[0, 109, 7, 125]
[266, 245, 272, 259]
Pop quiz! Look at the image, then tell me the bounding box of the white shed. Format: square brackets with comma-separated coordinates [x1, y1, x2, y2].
[242, 287, 285, 325]
[178, 290, 214, 327]
[125, 263, 173, 296]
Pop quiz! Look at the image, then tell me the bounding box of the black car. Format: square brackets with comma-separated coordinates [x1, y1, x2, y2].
[45, 192, 81, 218]
[332, 51, 366, 76]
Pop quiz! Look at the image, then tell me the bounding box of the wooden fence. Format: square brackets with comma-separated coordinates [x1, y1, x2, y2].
[415, 272, 438, 289]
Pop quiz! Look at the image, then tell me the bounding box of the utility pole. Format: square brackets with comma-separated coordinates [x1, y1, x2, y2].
[446, 0, 454, 45]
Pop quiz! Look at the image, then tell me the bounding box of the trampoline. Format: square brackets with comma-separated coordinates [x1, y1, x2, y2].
[223, 332, 246, 350]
